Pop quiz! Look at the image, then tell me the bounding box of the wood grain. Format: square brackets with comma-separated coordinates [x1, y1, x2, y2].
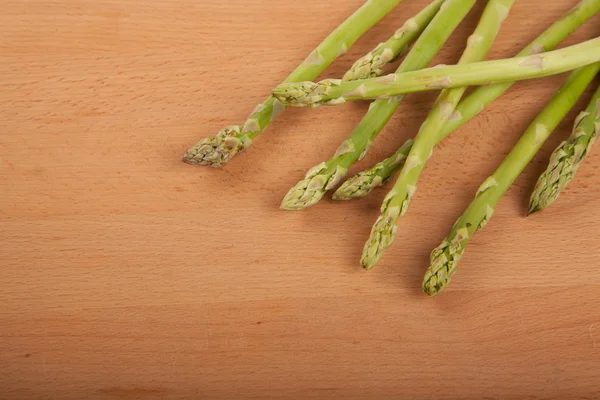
[1, 1, 600, 399]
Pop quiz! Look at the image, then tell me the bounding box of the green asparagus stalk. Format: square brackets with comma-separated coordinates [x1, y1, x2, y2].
[334, 0, 600, 199]
[529, 84, 600, 214]
[343, 0, 445, 82]
[422, 63, 600, 297]
[273, 38, 600, 107]
[361, 0, 515, 270]
[280, 0, 477, 210]
[182, 0, 405, 167]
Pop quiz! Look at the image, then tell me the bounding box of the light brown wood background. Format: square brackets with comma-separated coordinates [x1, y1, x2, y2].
[2, 0, 600, 399]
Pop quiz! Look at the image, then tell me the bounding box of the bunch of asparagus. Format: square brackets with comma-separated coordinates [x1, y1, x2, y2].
[183, 0, 600, 296]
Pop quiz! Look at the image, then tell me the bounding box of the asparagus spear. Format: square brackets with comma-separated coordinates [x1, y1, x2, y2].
[422, 63, 600, 296]
[181, 0, 405, 167]
[343, 0, 446, 82]
[361, 0, 515, 270]
[334, 0, 600, 199]
[529, 84, 600, 214]
[280, 0, 477, 210]
[273, 38, 600, 107]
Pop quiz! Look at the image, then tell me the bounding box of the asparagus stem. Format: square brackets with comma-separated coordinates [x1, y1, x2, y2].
[343, 0, 446, 82]
[273, 38, 600, 107]
[361, 0, 515, 270]
[182, 0, 405, 167]
[529, 83, 600, 214]
[280, 0, 477, 210]
[422, 63, 600, 296]
[334, 0, 600, 199]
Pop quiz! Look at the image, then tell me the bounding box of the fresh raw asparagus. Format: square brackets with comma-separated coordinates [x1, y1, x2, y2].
[422, 63, 600, 296]
[343, 0, 445, 82]
[335, 0, 600, 199]
[529, 84, 600, 214]
[361, 0, 515, 270]
[181, 0, 404, 167]
[280, 0, 477, 210]
[273, 38, 600, 107]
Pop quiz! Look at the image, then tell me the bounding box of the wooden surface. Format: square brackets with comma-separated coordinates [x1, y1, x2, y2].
[2, 1, 600, 399]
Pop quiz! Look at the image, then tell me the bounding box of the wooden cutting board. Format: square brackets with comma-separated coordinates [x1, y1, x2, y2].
[2, 1, 599, 398]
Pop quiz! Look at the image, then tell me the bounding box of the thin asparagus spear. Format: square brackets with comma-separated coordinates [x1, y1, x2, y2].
[280, 0, 477, 210]
[422, 63, 600, 296]
[343, 0, 446, 82]
[273, 38, 600, 107]
[334, 0, 600, 199]
[182, 0, 405, 167]
[361, 0, 515, 270]
[529, 84, 600, 214]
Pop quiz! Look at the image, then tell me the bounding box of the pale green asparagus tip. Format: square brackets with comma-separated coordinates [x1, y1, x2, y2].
[182, 126, 253, 167]
[422, 237, 462, 296]
[272, 80, 345, 108]
[342, 0, 447, 81]
[529, 111, 599, 214]
[333, 138, 413, 200]
[342, 45, 399, 82]
[360, 201, 402, 270]
[280, 164, 348, 210]
[280, 176, 328, 211]
[332, 168, 384, 200]
[528, 141, 573, 214]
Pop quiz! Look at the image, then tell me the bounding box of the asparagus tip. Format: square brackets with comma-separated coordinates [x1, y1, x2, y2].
[526, 206, 540, 216]
[272, 82, 317, 107]
[280, 177, 327, 211]
[342, 52, 388, 82]
[360, 208, 400, 270]
[272, 80, 343, 107]
[182, 126, 250, 167]
[281, 164, 348, 210]
[332, 171, 383, 201]
[361, 262, 375, 271]
[422, 237, 464, 296]
[421, 270, 448, 296]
